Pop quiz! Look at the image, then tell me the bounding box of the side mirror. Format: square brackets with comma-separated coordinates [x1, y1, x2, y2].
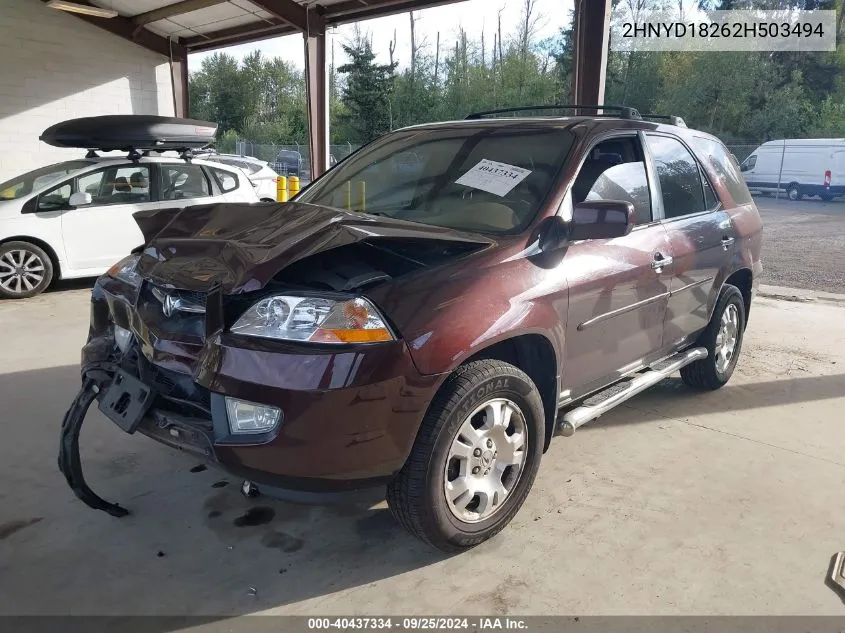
[569, 200, 634, 241]
[739, 163, 748, 172]
[69, 192, 92, 207]
[537, 215, 569, 253]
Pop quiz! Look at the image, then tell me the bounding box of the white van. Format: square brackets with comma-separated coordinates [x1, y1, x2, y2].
[740, 138, 845, 201]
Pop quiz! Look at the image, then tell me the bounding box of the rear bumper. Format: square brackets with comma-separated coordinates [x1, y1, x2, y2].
[82, 276, 441, 496]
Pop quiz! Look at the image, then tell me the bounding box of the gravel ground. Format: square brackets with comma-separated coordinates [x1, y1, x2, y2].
[755, 196, 845, 294]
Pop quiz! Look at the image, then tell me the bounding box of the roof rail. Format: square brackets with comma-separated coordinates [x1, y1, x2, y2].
[641, 113, 687, 127]
[465, 104, 643, 120]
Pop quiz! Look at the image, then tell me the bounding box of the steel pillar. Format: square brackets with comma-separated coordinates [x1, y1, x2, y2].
[170, 54, 189, 118]
[305, 31, 329, 180]
[570, 0, 612, 109]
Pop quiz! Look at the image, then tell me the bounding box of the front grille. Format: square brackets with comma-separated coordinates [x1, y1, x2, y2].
[138, 282, 206, 338]
[135, 352, 212, 418]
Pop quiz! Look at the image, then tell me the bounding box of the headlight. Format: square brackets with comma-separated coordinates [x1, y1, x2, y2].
[107, 254, 142, 287]
[231, 295, 394, 344]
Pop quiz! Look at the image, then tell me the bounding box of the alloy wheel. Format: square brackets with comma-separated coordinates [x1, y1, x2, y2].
[443, 398, 528, 523]
[715, 303, 740, 373]
[0, 249, 45, 296]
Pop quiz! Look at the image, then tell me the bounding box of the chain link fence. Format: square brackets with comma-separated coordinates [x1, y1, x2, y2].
[235, 141, 360, 184]
[724, 143, 760, 163]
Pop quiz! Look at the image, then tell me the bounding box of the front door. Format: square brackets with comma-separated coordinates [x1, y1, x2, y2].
[562, 134, 673, 396]
[644, 133, 736, 347]
[60, 164, 152, 272]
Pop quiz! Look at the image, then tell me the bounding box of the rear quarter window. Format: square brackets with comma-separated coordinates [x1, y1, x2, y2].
[210, 167, 239, 193]
[689, 136, 753, 206]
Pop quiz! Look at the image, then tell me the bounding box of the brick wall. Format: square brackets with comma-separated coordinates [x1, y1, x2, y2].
[0, 0, 175, 182]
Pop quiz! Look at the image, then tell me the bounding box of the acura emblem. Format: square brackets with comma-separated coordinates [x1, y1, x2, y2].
[151, 286, 206, 317]
[161, 294, 177, 317]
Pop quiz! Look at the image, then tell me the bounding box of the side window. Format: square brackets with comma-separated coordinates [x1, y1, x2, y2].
[77, 165, 151, 205]
[646, 135, 706, 219]
[572, 138, 653, 225]
[115, 166, 151, 202]
[688, 137, 753, 206]
[210, 167, 238, 193]
[160, 164, 211, 201]
[78, 170, 106, 199]
[37, 182, 71, 211]
[742, 155, 757, 170]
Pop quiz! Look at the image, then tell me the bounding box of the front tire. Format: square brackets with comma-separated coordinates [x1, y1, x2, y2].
[681, 285, 746, 390]
[0, 241, 54, 299]
[387, 360, 545, 552]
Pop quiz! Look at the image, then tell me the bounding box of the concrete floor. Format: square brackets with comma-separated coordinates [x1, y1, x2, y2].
[1, 286, 844, 616]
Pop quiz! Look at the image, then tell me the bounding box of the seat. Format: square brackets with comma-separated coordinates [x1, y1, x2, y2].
[175, 172, 207, 198]
[113, 177, 131, 194]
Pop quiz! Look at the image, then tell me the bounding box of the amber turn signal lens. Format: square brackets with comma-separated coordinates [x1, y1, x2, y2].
[312, 328, 393, 343]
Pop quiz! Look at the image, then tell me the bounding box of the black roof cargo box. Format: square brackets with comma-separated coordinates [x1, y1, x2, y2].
[40, 115, 217, 152]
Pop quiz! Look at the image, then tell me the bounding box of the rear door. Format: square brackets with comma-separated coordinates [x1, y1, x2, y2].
[158, 162, 217, 207]
[60, 164, 152, 271]
[644, 133, 735, 347]
[563, 133, 673, 396]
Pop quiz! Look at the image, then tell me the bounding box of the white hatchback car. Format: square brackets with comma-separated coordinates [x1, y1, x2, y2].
[0, 154, 259, 299]
[202, 153, 280, 201]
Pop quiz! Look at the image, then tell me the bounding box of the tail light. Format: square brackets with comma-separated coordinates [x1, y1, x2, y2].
[824, 170, 831, 188]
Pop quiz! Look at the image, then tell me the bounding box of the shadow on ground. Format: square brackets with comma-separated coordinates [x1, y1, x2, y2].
[51, 277, 96, 293]
[4, 360, 844, 621]
[0, 364, 452, 621]
[580, 372, 845, 430]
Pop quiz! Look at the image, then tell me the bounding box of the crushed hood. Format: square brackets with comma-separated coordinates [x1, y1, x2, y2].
[134, 201, 493, 293]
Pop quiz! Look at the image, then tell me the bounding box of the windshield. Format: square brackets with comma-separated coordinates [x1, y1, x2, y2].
[298, 126, 574, 234]
[0, 160, 93, 201]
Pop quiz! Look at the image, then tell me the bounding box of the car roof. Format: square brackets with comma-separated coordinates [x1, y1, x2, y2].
[396, 116, 719, 145]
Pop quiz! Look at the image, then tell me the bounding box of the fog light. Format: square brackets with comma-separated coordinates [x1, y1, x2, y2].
[224, 397, 282, 434]
[114, 325, 132, 353]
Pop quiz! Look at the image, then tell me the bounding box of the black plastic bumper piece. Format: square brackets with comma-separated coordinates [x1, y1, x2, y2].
[58, 379, 129, 518]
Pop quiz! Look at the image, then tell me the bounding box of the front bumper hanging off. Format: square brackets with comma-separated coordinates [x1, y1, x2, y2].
[58, 378, 129, 518]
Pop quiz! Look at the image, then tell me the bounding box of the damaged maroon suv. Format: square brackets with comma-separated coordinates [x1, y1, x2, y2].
[60, 106, 762, 552]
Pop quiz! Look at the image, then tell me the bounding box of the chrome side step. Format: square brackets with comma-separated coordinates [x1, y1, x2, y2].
[557, 347, 708, 436]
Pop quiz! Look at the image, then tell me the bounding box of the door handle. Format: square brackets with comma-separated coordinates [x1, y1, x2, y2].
[651, 253, 673, 272]
[721, 236, 735, 251]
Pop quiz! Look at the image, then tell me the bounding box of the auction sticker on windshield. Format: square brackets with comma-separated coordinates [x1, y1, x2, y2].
[455, 159, 531, 197]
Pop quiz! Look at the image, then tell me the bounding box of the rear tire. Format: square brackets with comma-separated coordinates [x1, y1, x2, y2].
[387, 360, 544, 552]
[681, 285, 746, 391]
[787, 183, 802, 201]
[0, 241, 54, 299]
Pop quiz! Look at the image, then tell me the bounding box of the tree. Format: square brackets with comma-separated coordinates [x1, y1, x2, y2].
[336, 31, 398, 143]
[187, 0, 845, 147]
[189, 52, 250, 135]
